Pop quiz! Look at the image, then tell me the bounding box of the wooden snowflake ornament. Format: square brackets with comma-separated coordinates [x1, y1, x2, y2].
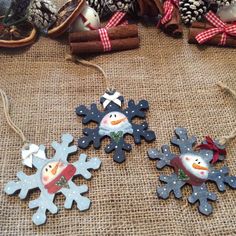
[4, 134, 101, 225]
[76, 91, 156, 163]
[148, 127, 236, 215]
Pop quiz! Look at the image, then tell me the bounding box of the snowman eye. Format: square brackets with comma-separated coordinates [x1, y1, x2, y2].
[110, 114, 112, 118]
[114, 114, 116, 118]
[45, 168, 48, 172]
[195, 159, 198, 161]
[198, 162, 201, 164]
[49, 165, 52, 168]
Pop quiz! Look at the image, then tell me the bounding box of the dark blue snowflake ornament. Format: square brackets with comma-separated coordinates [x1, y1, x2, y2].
[148, 127, 236, 215]
[76, 91, 156, 163]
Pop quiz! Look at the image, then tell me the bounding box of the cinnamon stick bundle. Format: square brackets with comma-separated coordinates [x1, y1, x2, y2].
[70, 38, 140, 54]
[191, 22, 215, 29]
[69, 24, 138, 42]
[188, 26, 236, 47]
[160, 4, 183, 38]
[69, 24, 140, 54]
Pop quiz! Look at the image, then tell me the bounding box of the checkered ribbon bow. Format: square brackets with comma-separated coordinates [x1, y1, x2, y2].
[98, 12, 128, 52]
[161, 0, 179, 25]
[197, 136, 226, 164]
[195, 11, 236, 46]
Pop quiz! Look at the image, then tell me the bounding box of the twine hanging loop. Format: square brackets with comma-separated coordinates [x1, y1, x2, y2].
[0, 89, 46, 167]
[65, 54, 114, 93]
[217, 82, 236, 146]
[0, 89, 28, 144]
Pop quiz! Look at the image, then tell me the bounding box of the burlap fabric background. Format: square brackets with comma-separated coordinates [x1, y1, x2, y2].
[0, 1, 236, 235]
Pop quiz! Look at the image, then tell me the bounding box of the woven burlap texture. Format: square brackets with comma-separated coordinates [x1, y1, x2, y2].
[0, 1, 236, 235]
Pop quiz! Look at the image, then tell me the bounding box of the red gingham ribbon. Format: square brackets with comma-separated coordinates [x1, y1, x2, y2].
[197, 136, 227, 164]
[98, 11, 127, 52]
[161, 0, 179, 25]
[105, 11, 127, 29]
[196, 11, 236, 46]
[98, 28, 111, 51]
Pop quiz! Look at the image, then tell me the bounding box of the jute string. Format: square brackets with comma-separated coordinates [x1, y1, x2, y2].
[217, 82, 236, 146]
[65, 54, 114, 92]
[0, 88, 29, 146]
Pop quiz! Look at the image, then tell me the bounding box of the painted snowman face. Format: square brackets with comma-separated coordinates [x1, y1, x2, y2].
[71, 5, 101, 32]
[41, 161, 66, 185]
[99, 111, 133, 136]
[101, 112, 128, 129]
[180, 153, 209, 180]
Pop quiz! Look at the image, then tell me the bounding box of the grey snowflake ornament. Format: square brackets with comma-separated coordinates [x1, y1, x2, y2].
[148, 127, 236, 215]
[76, 91, 156, 163]
[4, 134, 101, 225]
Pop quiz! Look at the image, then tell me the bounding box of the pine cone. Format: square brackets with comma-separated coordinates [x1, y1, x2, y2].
[87, 0, 135, 19]
[214, 0, 235, 7]
[86, 0, 105, 18]
[27, 0, 57, 31]
[179, 0, 208, 25]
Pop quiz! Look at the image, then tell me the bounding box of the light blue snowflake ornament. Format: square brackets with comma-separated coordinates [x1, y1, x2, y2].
[4, 134, 101, 226]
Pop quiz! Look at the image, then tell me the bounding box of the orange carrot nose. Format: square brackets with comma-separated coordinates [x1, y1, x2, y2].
[111, 117, 127, 125]
[192, 163, 209, 171]
[51, 162, 60, 175]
